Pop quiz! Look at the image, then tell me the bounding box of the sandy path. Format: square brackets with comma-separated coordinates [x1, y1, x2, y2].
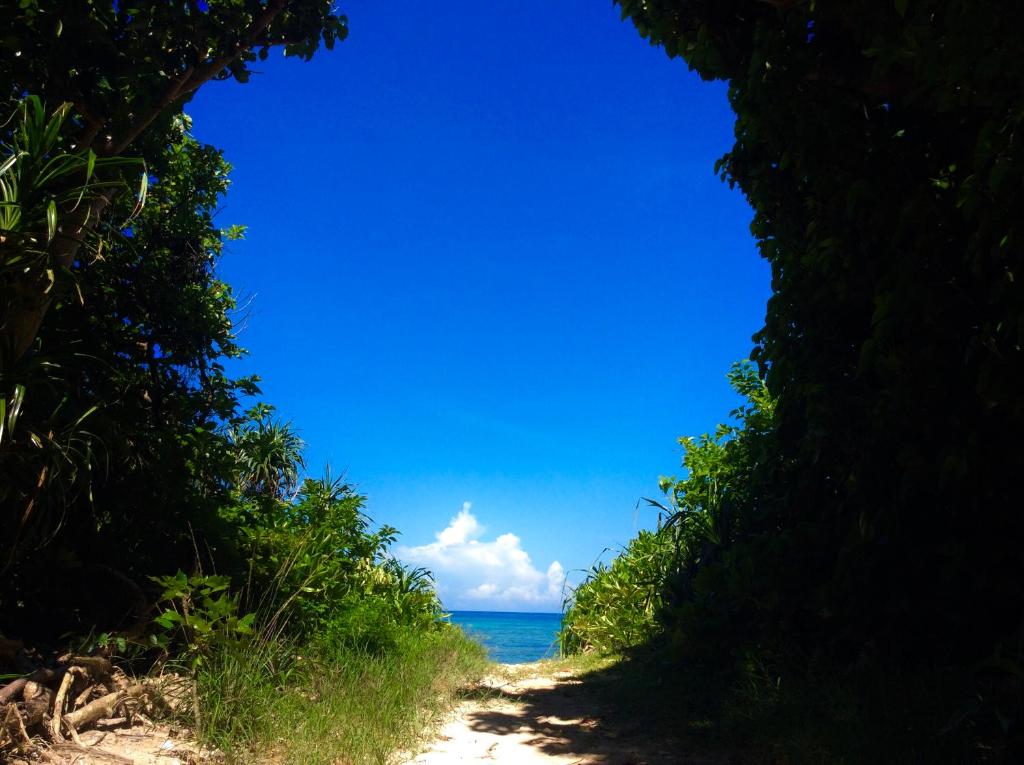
[404, 663, 707, 765]
[8, 724, 212, 765]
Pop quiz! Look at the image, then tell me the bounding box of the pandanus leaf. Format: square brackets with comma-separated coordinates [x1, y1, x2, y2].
[46, 199, 56, 241]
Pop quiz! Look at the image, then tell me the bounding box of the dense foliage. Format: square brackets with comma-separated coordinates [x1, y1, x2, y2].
[0, 12, 465, 749]
[563, 362, 772, 657]
[616, 0, 1024, 660]
[1, 0, 342, 628]
[0, 98, 447, 644]
[564, 1, 1024, 760]
[1, 0, 346, 369]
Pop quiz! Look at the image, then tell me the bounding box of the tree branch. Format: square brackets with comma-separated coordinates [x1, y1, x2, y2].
[110, 0, 289, 155]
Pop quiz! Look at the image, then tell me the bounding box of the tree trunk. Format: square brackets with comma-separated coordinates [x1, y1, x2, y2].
[1, 1, 291, 369]
[2, 194, 111, 368]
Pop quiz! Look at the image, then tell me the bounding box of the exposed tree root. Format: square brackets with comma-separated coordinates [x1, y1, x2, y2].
[65, 684, 149, 730]
[50, 666, 80, 740]
[0, 650, 171, 762]
[1, 702, 33, 753]
[0, 678, 28, 705]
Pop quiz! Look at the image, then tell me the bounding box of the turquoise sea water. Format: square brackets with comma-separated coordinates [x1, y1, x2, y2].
[449, 611, 562, 664]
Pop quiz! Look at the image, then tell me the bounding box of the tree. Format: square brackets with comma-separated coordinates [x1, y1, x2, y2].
[0, 110, 263, 636]
[1, 0, 347, 368]
[234, 412, 306, 501]
[615, 0, 1024, 729]
[1, 2, 347, 634]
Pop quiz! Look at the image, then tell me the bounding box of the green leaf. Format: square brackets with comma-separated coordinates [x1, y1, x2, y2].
[154, 612, 180, 629]
[0, 150, 24, 178]
[6, 384, 25, 439]
[236, 613, 256, 634]
[189, 616, 211, 634]
[46, 198, 57, 242]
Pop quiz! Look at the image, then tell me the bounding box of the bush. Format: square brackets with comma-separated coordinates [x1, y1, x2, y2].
[562, 362, 772, 659]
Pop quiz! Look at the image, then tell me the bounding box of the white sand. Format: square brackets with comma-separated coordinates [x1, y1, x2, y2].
[403, 663, 710, 765]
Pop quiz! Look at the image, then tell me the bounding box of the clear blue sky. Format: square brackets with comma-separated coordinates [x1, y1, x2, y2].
[188, 0, 769, 611]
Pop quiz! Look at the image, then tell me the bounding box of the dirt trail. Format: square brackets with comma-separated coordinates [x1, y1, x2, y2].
[404, 662, 716, 765]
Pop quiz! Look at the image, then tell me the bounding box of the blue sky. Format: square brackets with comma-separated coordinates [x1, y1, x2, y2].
[188, 0, 769, 612]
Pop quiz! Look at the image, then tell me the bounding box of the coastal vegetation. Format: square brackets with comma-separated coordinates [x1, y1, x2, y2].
[1, 0, 1021, 763]
[563, 0, 1024, 762]
[0, 3, 483, 762]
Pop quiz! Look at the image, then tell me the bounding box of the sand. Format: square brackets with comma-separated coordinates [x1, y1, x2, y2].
[403, 662, 716, 765]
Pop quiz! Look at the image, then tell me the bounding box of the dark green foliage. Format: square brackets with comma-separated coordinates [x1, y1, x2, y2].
[567, 2, 1024, 757]
[0, 6, 447, 661]
[0, 6, 474, 759]
[562, 363, 772, 659]
[0, 99, 144, 559]
[616, 0, 1024, 662]
[1, 0, 347, 155]
[0, 111, 253, 635]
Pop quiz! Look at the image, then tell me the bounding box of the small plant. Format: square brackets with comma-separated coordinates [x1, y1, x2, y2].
[81, 631, 130, 656]
[150, 571, 255, 668]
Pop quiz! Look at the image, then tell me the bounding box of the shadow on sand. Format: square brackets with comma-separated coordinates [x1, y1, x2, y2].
[455, 646, 735, 765]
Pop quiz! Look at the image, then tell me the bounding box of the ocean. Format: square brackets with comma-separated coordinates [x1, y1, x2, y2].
[449, 610, 563, 664]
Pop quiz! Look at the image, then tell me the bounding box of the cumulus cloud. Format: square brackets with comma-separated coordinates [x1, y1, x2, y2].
[397, 503, 565, 612]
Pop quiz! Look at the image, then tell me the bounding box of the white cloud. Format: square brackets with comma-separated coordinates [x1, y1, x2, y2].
[397, 503, 565, 612]
[437, 502, 483, 545]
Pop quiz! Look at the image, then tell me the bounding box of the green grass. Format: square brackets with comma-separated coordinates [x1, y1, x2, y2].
[192, 622, 983, 765]
[506, 652, 620, 679]
[193, 624, 488, 764]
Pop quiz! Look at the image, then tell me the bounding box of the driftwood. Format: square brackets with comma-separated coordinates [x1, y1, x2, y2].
[0, 679, 27, 705]
[50, 670, 74, 741]
[64, 684, 148, 730]
[68, 655, 113, 677]
[0, 668, 56, 706]
[22, 680, 54, 728]
[0, 649, 171, 763]
[51, 666, 89, 741]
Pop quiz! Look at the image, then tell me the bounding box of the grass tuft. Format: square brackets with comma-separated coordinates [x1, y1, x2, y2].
[193, 623, 487, 764]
